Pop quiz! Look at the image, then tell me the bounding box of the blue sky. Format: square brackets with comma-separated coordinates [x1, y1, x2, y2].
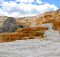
[42, 0, 60, 8]
[0, 0, 59, 17]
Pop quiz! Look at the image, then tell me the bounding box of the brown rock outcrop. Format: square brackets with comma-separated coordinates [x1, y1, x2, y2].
[0, 27, 48, 43]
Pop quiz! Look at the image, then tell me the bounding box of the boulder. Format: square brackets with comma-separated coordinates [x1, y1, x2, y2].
[0, 17, 24, 33]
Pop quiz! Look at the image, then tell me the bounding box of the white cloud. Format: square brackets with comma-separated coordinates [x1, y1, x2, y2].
[0, 0, 58, 17]
[16, 0, 43, 4]
[36, 0, 43, 4]
[16, 0, 34, 4]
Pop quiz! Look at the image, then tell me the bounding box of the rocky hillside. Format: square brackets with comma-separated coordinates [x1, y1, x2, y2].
[16, 9, 60, 32]
[0, 9, 60, 33]
[0, 9, 60, 42]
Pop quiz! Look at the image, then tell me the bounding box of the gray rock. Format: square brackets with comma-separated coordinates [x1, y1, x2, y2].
[0, 17, 24, 33]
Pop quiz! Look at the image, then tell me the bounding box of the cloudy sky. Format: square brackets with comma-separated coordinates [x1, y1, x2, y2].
[0, 0, 59, 17]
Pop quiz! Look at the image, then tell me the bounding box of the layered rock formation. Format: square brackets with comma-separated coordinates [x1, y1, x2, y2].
[0, 27, 48, 42]
[0, 9, 60, 42]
